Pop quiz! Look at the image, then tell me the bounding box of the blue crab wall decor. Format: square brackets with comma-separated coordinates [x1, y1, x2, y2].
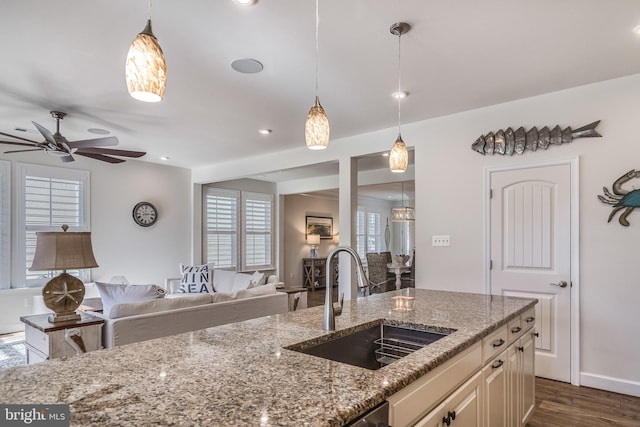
[598, 169, 640, 226]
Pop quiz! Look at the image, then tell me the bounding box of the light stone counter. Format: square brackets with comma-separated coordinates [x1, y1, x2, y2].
[0, 289, 536, 426]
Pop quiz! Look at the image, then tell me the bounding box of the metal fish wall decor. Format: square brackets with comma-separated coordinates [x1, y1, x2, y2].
[471, 121, 601, 155]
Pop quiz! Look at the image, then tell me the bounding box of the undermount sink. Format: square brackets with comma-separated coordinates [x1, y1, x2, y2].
[287, 320, 456, 370]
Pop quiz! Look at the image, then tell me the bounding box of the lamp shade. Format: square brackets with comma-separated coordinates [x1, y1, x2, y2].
[391, 206, 415, 222]
[305, 97, 330, 150]
[30, 230, 98, 271]
[389, 134, 408, 173]
[307, 234, 321, 245]
[126, 20, 167, 103]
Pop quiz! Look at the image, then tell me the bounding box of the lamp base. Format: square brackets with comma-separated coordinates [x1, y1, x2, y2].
[48, 312, 81, 323]
[42, 272, 86, 324]
[310, 247, 317, 259]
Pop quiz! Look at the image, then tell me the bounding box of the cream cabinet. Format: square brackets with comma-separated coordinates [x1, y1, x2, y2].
[388, 308, 536, 427]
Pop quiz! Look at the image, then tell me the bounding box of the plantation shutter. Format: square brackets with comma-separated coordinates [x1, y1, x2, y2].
[243, 192, 273, 270]
[204, 188, 239, 269]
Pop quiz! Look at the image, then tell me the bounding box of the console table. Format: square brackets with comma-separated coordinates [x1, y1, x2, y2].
[20, 312, 104, 364]
[302, 257, 338, 291]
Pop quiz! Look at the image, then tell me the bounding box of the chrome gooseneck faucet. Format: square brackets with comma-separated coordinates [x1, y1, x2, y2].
[323, 246, 370, 331]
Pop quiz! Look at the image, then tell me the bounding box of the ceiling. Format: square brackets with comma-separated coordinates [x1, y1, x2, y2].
[1, 1, 640, 170]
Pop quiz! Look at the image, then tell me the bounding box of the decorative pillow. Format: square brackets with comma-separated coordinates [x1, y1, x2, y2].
[96, 282, 166, 318]
[108, 294, 212, 319]
[178, 263, 215, 294]
[247, 271, 266, 289]
[213, 270, 236, 293]
[231, 272, 253, 292]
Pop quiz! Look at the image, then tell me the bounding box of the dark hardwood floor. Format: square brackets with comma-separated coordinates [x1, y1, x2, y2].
[307, 287, 640, 426]
[527, 377, 640, 427]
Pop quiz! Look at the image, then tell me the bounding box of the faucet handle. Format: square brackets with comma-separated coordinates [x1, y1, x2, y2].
[334, 292, 345, 316]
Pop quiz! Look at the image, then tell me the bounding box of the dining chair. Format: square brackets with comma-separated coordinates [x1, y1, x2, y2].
[365, 252, 394, 294]
[401, 249, 415, 288]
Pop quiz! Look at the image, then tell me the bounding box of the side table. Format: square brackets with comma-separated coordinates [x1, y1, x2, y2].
[20, 312, 104, 364]
[276, 287, 308, 311]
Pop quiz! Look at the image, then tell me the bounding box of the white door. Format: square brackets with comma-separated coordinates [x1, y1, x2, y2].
[490, 163, 571, 382]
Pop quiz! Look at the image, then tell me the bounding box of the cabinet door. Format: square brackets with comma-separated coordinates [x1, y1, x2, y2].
[520, 332, 536, 426]
[445, 371, 482, 427]
[483, 353, 508, 427]
[414, 401, 446, 427]
[507, 343, 520, 427]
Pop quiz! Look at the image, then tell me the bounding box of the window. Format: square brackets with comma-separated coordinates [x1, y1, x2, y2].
[356, 206, 384, 262]
[16, 163, 90, 288]
[204, 188, 239, 269]
[204, 188, 274, 271]
[242, 192, 273, 270]
[0, 160, 10, 289]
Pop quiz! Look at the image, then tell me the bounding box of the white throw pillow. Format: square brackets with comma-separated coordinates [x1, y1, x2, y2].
[108, 294, 212, 319]
[178, 263, 215, 294]
[213, 270, 236, 293]
[231, 272, 253, 292]
[247, 271, 266, 289]
[96, 282, 166, 318]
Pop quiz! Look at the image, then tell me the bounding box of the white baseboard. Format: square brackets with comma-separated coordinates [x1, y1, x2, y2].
[580, 372, 640, 397]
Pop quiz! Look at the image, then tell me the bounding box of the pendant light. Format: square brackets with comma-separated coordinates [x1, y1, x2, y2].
[391, 180, 415, 222]
[389, 22, 411, 173]
[305, 0, 330, 150]
[125, 0, 167, 103]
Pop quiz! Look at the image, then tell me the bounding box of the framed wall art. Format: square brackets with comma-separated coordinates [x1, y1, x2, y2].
[306, 216, 333, 239]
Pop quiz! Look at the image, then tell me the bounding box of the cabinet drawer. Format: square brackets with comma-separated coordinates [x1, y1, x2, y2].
[522, 308, 535, 329]
[483, 325, 508, 363]
[387, 342, 482, 427]
[25, 325, 49, 355]
[508, 317, 524, 344]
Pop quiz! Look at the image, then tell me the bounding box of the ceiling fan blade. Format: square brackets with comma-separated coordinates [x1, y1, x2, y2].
[75, 152, 126, 164]
[0, 132, 39, 144]
[4, 148, 44, 154]
[76, 147, 146, 158]
[60, 154, 75, 163]
[67, 136, 119, 149]
[32, 121, 56, 145]
[0, 139, 38, 148]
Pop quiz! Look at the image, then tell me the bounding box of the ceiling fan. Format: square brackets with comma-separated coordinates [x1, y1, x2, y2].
[0, 111, 146, 164]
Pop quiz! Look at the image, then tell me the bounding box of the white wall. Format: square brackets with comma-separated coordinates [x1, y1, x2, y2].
[0, 153, 191, 333]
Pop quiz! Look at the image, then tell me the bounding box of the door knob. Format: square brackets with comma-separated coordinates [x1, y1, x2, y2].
[549, 281, 568, 288]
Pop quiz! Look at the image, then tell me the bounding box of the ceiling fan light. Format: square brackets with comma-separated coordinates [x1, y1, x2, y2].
[126, 20, 166, 103]
[305, 96, 330, 150]
[389, 134, 408, 172]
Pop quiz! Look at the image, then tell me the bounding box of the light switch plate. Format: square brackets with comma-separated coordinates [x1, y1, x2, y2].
[432, 235, 450, 246]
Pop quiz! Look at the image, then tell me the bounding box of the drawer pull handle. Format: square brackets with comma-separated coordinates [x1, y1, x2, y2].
[492, 338, 505, 348]
[511, 326, 522, 334]
[518, 346, 524, 352]
[443, 415, 451, 426]
[525, 316, 535, 323]
[491, 359, 504, 369]
[448, 410, 456, 421]
[534, 332, 539, 337]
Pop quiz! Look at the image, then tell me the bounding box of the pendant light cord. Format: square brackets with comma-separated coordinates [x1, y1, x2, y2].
[397, 31, 402, 136]
[148, 0, 152, 20]
[315, 0, 320, 97]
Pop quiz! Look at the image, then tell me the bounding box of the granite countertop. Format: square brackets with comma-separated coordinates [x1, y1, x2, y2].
[1, 289, 536, 426]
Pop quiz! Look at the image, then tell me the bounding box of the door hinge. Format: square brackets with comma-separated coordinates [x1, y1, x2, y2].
[490, 189, 493, 199]
[490, 260, 493, 270]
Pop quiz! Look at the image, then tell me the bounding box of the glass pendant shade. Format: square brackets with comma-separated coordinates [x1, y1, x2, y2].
[126, 20, 166, 103]
[391, 206, 415, 222]
[305, 96, 330, 150]
[389, 134, 408, 173]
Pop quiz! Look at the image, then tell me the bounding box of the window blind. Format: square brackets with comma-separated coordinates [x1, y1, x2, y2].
[243, 192, 273, 270]
[204, 188, 239, 269]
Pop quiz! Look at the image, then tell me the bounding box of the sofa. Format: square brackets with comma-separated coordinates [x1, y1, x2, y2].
[86, 273, 288, 348]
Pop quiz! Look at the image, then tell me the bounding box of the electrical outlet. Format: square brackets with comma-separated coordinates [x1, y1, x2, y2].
[432, 235, 450, 247]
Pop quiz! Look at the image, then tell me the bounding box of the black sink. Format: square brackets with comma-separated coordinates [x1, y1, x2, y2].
[287, 321, 455, 370]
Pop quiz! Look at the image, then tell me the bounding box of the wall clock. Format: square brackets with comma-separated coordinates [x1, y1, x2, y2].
[132, 201, 158, 227]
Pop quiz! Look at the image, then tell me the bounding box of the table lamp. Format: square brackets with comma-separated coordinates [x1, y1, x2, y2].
[30, 225, 99, 323]
[307, 234, 320, 258]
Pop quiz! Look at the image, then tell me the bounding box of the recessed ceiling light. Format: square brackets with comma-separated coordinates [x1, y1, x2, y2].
[634, 25, 640, 34]
[258, 129, 272, 135]
[382, 152, 389, 157]
[160, 156, 170, 161]
[392, 91, 409, 99]
[234, 0, 256, 5]
[87, 128, 110, 135]
[231, 58, 263, 74]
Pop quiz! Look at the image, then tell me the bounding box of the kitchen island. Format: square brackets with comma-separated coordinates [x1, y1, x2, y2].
[0, 289, 536, 426]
